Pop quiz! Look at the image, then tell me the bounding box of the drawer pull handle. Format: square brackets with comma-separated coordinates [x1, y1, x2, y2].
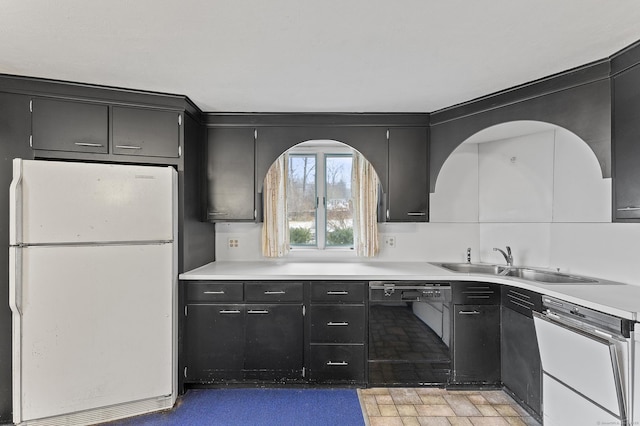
[74, 142, 104, 147]
[327, 291, 348, 295]
[327, 322, 349, 326]
[406, 212, 427, 216]
[617, 207, 640, 211]
[248, 310, 269, 314]
[264, 290, 286, 295]
[204, 291, 225, 295]
[459, 310, 481, 315]
[115, 144, 142, 150]
[326, 361, 348, 366]
[219, 310, 241, 314]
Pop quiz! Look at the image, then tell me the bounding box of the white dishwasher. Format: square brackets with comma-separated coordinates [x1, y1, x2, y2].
[533, 296, 632, 426]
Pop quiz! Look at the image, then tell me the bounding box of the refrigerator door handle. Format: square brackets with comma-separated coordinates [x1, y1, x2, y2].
[8, 247, 22, 316]
[9, 158, 24, 246]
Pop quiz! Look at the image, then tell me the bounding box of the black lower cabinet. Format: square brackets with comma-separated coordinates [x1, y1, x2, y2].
[452, 304, 500, 384]
[244, 304, 304, 380]
[184, 304, 244, 381]
[309, 345, 365, 382]
[501, 287, 542, 417]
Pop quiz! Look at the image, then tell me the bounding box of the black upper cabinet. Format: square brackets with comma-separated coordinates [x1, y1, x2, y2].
[112, 106, 181, 158]
[31, 98, 109, 154]
[387, 127, 428, 222]
[613, 64, 640, 221]
[206, 127, 256, 221]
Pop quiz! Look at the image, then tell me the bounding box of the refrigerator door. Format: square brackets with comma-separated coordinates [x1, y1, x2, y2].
[10, 159, 174, 245]
[12, 243, 174, 423]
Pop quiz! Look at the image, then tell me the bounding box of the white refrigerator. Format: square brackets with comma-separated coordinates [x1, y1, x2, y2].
[9, 159, 177, 425]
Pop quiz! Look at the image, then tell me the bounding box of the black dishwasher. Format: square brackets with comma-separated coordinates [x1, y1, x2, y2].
[368, 281, 452, 386]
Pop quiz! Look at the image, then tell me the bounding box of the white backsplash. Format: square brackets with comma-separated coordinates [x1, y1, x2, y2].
[214, 123, 640, 286]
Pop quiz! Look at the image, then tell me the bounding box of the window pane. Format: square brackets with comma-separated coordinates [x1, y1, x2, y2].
[287, 154, 317, 246]
[325, 155, 353, 247]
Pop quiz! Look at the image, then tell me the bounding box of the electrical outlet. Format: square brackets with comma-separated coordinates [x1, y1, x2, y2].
[384, 236, 396, 248]
[228, 238, 239, 248]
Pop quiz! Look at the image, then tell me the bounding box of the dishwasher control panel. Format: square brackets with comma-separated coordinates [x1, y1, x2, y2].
[368, 282, 451, 302]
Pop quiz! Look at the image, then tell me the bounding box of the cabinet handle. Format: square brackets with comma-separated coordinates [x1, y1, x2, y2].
[326, 361, 348, 366]
[386, 209, 390, 220]
[264, 290, 285, 295]
[74, 142, 104, 147]
[406, 212, 427, 216]
[208, 211, 229, 216]
[219, 310, 241, 314]
[617, 207, 640, 211]
[327, 322, 349, 326]
[458, 310, 481, 315]
[115, 145, 142, 150]
[204, 291, 225, 295]
[327, 291, 348, 295]
[247, 310, 269, 314]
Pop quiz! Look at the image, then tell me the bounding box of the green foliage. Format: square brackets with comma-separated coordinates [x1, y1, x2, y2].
[327, 227, 353, 246]
[290, 227, 313, 244]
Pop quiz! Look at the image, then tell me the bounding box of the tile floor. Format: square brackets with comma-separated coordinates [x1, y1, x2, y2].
[357, 388, 541, 426]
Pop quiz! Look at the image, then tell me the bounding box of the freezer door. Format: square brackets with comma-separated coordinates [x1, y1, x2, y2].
[10, 159, 175, 245]
[12, 244, 174, 423]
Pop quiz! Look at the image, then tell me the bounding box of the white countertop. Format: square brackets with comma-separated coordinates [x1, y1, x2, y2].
[179, 261, 640, 321]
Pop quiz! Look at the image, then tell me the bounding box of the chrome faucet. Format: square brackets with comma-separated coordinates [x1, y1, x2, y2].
[493, 246, 513, 266]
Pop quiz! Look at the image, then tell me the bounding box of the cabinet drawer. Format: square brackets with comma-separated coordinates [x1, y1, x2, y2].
[112, 106, 180, 158]
[309, 344, 365, 383]
[310, 305, 365, 343]
[502, 286, 542, 317]
[185, 282, 243, 302]
[245, 282, 303, 302]
[310, 282, 365, 303]
[31, 98, 109, 154]
[453, 282, 501, 304]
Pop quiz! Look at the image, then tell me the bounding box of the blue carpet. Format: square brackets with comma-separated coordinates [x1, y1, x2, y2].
[112, 388, 365, 426]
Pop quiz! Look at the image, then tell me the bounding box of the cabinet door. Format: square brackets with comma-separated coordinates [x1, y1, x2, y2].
[31, 98, 108, 154]
[613, 65, 640, 220]
[206, 128, 256, 221]
[387, 127, 428, 222]
[501, 307, 542, 416]
[453, 304, 500, 384]
[244, 304, 303, 380]
[184, 304, 244, 381]
[112, 106, 180, 158]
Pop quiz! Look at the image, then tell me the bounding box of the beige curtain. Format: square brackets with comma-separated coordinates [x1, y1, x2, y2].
[262, 155, 290, 257]
[352, 151, 379, 257]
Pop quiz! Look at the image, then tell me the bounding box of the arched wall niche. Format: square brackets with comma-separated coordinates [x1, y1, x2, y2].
[256, 127, 388, 193]
[430, 79, 611, 192]
[430, 120, 611, 224]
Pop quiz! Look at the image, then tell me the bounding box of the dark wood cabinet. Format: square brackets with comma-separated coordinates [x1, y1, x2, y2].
[112, 106, 181, 158]
[501, 287, 542, 417]
[206, 127, 256, 221]
[387, 127, 429, 222]
[308, 282, 366, 384]
[244, 304, 304, 380]
[183, 281, 304, 383]
[31, 98, 109, 154]
[184, 304, 245, 381]
[452, 304, 500, 384]
[613, 63, 640, 221]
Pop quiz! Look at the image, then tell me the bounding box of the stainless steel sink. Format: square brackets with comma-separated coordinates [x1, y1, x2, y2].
[435, 262, 508, 275]
[503, 268, 598, 284]
[434, 262, 599, 284]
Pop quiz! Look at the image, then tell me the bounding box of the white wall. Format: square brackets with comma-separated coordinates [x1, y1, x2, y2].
[215, 122, 640, 286]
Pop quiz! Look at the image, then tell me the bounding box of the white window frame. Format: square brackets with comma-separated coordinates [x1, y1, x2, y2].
[287, 141, 355, 253]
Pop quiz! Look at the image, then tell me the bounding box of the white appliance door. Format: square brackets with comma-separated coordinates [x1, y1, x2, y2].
[12, 244, 173, 423]
[534, 314, 626, 419]
[10, 159, 174, 245]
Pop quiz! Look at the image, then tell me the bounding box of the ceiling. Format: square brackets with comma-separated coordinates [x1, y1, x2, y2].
[2, 1, 640, 113]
